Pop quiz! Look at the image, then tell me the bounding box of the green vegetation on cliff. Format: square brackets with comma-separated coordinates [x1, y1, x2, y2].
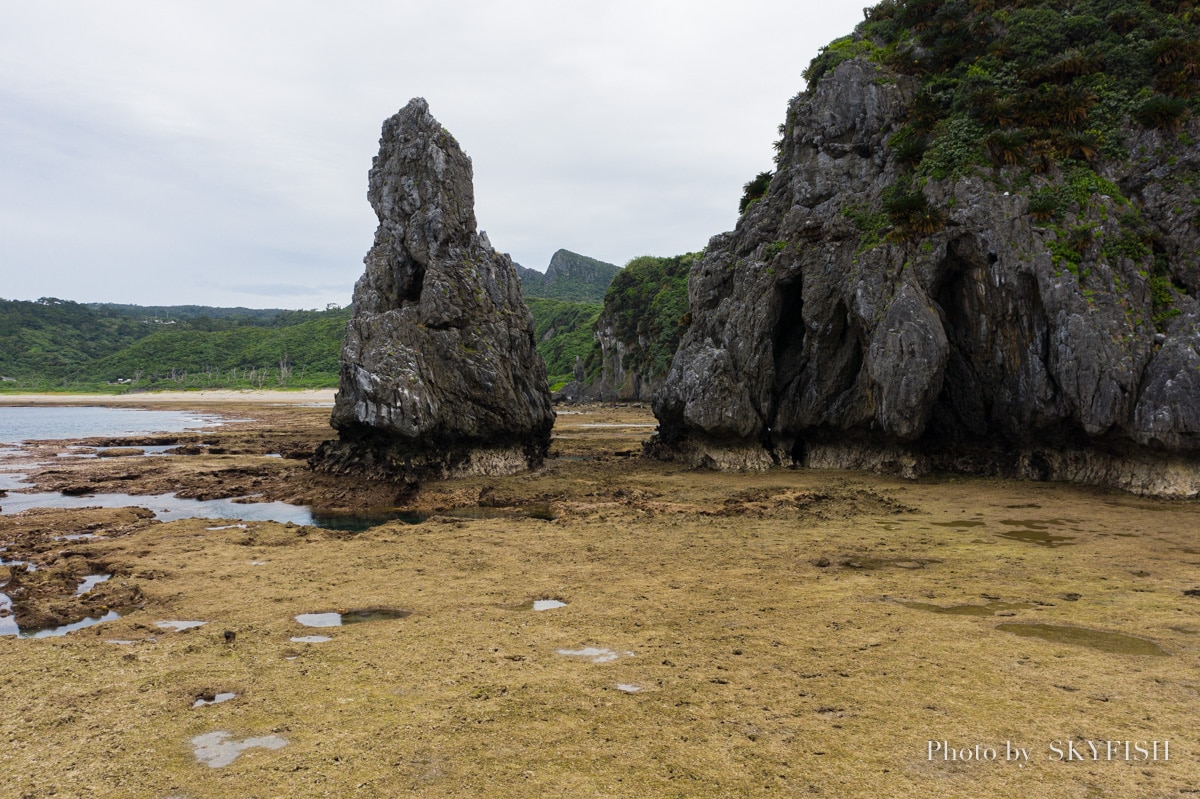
[584, 253, 697, 386]
[796, 0, 1198, 178]
[807, 0, 1197, 155]
[526, 298, 602, 388]
[786, 0, 1199, 323]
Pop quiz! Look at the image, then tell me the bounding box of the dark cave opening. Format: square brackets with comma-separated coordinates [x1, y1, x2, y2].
[772, 279, 806, 392]
[401, 264, 426, 304]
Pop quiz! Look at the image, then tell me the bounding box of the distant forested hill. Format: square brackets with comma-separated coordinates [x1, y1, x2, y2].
[515, 249, 621, 302]
[0, 297, 350, 391]
[1, 243, 690, 395]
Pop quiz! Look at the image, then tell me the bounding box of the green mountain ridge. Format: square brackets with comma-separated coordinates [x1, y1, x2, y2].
[515, 248, 621, 302]
[0, 297, 351, 391]
[0, 246, 628, 392]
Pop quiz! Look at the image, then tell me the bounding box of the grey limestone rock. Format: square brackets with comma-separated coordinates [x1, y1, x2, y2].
[650, 58, 1200, 496]
[314, 98, 554, 481]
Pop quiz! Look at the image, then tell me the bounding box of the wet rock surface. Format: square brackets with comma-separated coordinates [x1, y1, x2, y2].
[650, 58, 1200, 496]
[313, 98, 553, 482]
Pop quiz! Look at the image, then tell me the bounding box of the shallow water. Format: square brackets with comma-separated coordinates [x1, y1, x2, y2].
[558, 647, 632, 663]
[75, 574, 111, 595]
[996, 622, 1168, 655]
[296, 608, 410, 627]
[0, 471, 29, 491]
[295, 612, 341, 627]
[59, 444, 177, 458]
[193, 692, 237, 708]
[0, 609, 121, 638]
[0, 406, 221, 444]
[0, 490, 318, 525]
[190, 731, 288, 768]
[1, 488, 548, 532]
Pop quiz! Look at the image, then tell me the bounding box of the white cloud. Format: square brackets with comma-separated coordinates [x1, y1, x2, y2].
[0, 0, 864, 307]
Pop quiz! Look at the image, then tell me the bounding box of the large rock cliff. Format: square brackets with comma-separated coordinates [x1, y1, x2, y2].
[314, 98, 554, 481]
[650, 42, 1200, 495]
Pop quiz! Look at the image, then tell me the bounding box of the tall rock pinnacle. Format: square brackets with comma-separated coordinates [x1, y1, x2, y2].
[314, 98, 554, 481]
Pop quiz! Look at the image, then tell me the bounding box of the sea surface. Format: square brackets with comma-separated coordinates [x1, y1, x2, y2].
[0, 406, 221, 444]
[0, 405, 420, 531]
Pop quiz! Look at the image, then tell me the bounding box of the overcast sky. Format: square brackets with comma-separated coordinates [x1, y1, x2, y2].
[1, 1, 865, 309]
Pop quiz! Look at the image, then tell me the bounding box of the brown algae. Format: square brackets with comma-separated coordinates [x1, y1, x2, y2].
[996, 519, 1076, 547]
[996, 623, 1168, 656]
[900, 600, 1033, 616]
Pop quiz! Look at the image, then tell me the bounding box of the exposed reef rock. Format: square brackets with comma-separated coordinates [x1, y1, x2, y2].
[650, 57, 1200, 496]
[313, 98, 554, 481]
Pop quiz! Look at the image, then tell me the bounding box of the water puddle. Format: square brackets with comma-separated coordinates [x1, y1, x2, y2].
[295, 608, 410, 627]
[900, 600, 1033, 616]
[557, 647, 633, 664]
[0, 608, 120, 638]
[75, 574, 111, 595]
[996, 519, 1076, 547]
[190, 731, 288, 768]
[295, 613, 341, 628]
[193, 692, 237, 708]
[308, 508, 427, 532]
[3, 587, 121, 638]
[290, 635, 332, 643]
[156, 620, 206, 631]
[931, 520, 986, 528]
[59, 444, 177, 459]
[996, 623, 1168, 656]
[533, 599, 567, 611]
[616, 684, 642, 693]
[0, 490, 318, 526]
[1, 484, 553, 531]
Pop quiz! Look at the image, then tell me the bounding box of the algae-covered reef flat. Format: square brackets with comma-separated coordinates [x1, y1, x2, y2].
[1, 398, 1199, 797]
